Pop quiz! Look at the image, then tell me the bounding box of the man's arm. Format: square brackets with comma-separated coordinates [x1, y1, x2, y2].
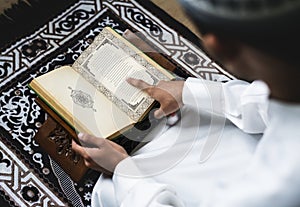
[128, 77, 270, 133]
[183, 78, 270, 133]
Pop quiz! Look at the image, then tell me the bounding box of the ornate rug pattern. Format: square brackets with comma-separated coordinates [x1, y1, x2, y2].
[0, 0, 234, 206]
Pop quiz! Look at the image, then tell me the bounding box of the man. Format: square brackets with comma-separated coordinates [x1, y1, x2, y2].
[72, 0, 300, 206]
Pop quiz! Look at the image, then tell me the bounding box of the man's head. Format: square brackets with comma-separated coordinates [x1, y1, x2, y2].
[180, 0, 300, 102]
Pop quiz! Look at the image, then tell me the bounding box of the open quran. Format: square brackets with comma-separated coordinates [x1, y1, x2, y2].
[29, 27, 174, 140]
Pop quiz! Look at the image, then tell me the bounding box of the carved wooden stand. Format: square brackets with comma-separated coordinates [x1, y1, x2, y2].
[34, 98, 88, 182]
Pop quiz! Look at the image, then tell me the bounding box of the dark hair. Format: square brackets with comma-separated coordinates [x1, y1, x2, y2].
[180, 0, 300, 66]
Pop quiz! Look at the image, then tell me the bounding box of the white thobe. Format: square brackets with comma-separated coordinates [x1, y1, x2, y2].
[91, 78, 300, 207]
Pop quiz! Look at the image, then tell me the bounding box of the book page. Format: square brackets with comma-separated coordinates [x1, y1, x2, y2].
[72, 27, 174, 122]
[83, 42, 154, 106]
[30, 66, 135, 139]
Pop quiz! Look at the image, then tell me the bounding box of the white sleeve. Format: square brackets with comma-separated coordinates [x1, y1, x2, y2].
[182, 78, 270, 133]
[200, 102, 300, 207]
[113, 158, 185, 207]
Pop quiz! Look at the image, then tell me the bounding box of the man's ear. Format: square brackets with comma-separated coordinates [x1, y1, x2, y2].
[202, 33, 240, 64]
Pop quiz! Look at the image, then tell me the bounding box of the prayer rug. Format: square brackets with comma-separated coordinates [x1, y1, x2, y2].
[0, 0, 234, 206]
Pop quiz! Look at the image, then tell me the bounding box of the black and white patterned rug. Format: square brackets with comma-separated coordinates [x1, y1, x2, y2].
[0, 0, 234, 206]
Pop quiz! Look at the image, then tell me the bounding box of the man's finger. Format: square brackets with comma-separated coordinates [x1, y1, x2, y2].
[154, 108, 165, 119]
[77, 133, 105, 148]
[126, 78, 151, 91]
[72, 140, 104, 161]
[72, 140, 90, 159]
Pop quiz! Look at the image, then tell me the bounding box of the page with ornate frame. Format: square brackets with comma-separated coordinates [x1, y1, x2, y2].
[72, 27, 174, 122]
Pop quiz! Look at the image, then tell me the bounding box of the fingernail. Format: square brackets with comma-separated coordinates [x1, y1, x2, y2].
[77, 132, 84, 139]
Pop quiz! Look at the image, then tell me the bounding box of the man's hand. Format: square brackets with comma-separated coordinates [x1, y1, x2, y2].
[72, 133, 128, 174]
[127, 78, 185, 119]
